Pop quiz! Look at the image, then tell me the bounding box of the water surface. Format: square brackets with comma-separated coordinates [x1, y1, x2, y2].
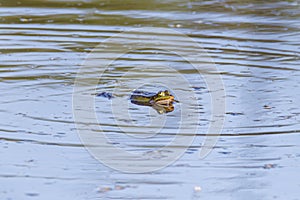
[1, 0, 300, 199]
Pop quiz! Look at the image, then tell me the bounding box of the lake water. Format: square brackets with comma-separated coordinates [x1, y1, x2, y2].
[1, 0, 300, 199]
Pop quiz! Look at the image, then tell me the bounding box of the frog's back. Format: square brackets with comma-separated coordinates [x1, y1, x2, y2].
[130, 90, 155, 105]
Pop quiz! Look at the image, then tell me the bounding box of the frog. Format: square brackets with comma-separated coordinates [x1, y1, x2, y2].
[96, 90, 177, 114]
[130, 90, 176, 106]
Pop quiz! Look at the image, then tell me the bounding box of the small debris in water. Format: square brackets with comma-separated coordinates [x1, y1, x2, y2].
[25, 192, 39, 197]
[98, 186, 112, 193]
[194, 186, 202, 192]
[168, 23, 182, 28]
[192, 86, 206, 90]
[20, 18, 32, 22]
[226, 112, 244, 116]
[49, 57, 62, 61]
[263, 164, 277, 169]
[97, 185, 127, 193]
[263, 105, 272, 109]
[96, 92, 113, 99]
[114, 185, 125, 190]
[219, 151, 231, 155]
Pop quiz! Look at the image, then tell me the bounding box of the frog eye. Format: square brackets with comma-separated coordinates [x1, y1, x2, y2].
[159, 91, 164, 96]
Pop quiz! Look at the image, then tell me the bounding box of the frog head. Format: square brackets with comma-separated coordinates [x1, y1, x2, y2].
[151, 90, 175, 105]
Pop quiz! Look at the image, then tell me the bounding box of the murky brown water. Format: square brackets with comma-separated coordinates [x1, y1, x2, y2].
[1, 0, 300, 199]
